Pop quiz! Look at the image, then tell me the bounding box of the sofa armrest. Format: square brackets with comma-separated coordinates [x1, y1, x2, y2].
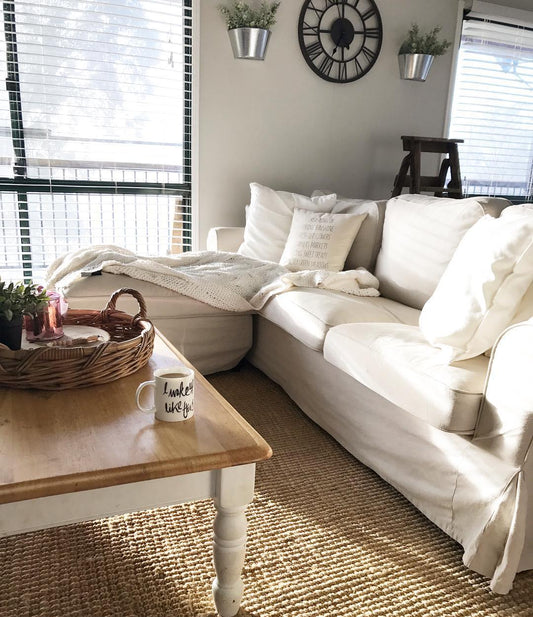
[206, 227, 245, 252]
[473, 319, 533, 467]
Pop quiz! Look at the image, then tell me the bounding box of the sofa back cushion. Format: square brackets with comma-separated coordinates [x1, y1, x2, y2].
[511, 283, 533, 324]
[238, 183, 337, 263]
[374, 194, 511, 309]
[335, 199, 387, 271]
[419, 206, 533, 361]
[312, 191, 387, 271]
[501, 204, 533, 327]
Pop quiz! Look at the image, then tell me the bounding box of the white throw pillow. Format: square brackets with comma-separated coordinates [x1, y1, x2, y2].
[312, 190, 386, 271]
[419, 207, 533, 362]
[238, 183, 337, 263]
[279, 208, 367, 272]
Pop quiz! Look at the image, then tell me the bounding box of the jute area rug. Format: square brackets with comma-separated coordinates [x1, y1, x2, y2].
[1, 363, 532, 617]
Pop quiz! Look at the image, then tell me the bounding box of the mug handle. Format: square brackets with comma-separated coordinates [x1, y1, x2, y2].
[136, 380, 156, 413]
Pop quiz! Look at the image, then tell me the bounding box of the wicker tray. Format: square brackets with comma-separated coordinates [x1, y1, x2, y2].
[0, 288, 155, 390]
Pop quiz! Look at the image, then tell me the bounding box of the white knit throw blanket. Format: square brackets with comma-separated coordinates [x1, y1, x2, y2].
[46, 245, 379, 312]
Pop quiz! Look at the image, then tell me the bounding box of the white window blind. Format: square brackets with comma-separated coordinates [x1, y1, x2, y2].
[448, 8, 533, 200]
[0, 0, 192, 282]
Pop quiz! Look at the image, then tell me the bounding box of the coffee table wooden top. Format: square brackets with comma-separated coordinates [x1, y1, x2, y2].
[0, 331, 272, 504]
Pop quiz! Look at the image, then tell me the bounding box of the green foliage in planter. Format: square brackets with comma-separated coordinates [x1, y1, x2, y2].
[0, 280, 49, 322]
[399, 23, 451, 56]
[219, 1, 281, 30]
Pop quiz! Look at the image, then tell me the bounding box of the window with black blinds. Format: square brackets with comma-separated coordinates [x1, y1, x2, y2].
[0, 0, 192, 282]
[448, 7, 533, 202]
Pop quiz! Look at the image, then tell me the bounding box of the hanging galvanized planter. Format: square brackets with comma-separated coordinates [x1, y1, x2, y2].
[398, 53, 434, 82]
[228, 27, 271, 60]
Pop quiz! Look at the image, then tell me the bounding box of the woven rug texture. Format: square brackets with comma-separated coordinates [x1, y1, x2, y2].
[1, 362, 532, 617]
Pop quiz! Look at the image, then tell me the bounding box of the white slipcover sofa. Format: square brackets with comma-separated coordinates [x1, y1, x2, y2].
[65, 191, 533, 594]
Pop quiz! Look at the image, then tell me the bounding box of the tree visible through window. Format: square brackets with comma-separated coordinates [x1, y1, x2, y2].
[0, 0, 192, 282]
[448, 11, 533, 203]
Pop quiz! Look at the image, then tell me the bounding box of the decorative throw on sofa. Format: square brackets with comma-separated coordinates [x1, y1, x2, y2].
[46, 245, 380, 312]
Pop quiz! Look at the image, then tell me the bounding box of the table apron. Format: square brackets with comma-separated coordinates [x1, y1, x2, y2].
[0, 464, 256, 537]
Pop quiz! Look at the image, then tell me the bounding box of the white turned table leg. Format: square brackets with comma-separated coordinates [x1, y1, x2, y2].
[212, 464, 256, 617]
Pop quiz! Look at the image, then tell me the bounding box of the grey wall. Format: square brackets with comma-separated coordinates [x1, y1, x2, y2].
[506, 0, 533, 8]
[478, 0, 533, 10]
[196, 0, 461, 247]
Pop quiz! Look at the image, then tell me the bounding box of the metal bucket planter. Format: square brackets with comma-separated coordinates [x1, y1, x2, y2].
[228, 27, 271, 60]
[398, 54, 434, 81]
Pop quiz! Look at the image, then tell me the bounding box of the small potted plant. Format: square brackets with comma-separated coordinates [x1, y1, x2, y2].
[0, 280, 49, 350]
[219, 1, 281, 60]
[398, 24, 451, 81]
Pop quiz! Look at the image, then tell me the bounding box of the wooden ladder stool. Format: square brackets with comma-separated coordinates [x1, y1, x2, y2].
[392, 136, 464, 199]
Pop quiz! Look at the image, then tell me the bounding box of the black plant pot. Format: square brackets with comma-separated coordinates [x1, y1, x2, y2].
[0, 315, 23, 350]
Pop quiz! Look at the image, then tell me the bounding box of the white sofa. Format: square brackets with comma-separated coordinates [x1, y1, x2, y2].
[65, 193, 533, 593]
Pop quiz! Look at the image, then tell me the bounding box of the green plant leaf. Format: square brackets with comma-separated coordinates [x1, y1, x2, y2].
[0, 279, 50, 321]
[399, 22, 451, 56]
[218, 0, 280, 30]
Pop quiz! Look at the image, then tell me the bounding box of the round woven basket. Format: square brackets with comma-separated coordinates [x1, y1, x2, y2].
[0, 288, 155, 390]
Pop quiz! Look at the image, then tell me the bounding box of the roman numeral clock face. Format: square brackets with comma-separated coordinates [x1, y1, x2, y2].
[298, 0, 383, 83]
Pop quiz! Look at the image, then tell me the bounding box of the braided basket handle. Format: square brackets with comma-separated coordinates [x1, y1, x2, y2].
[102, 288, 149, 323]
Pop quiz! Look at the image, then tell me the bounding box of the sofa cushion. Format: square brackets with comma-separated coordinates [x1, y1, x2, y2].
[259, 288, 420, 351]
[64, 273, 253, 375]
[280, 209, 367, 272]
[374, 194, 511, 310]
[510, 282, 533, 325]
[324, 322, 489, 433]
[65, 272, 241, 319]
[501, 204, 533, 327]
[312, 191, 387, 271]
[343, 199, 387, 272]
[419, 207, 533, 362]
[238, 183, 337, 263]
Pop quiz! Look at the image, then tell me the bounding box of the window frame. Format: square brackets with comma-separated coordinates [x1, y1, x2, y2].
[0, 0, 193, 281]
[445, 3, 533, 205]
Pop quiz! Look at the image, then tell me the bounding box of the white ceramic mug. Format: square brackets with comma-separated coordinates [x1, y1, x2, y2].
[136, 366, 195, 422]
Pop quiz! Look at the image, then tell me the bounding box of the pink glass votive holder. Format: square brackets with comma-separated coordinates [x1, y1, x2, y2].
[24, 291, 65, 342]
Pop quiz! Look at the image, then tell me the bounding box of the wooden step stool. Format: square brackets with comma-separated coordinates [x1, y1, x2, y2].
[392, 136, 464, 199]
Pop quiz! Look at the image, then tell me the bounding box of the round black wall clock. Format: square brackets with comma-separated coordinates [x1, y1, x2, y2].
[298, 0, 383, 83]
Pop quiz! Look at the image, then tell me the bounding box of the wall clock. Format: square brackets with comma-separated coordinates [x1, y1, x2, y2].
[298, 0, 383, 84]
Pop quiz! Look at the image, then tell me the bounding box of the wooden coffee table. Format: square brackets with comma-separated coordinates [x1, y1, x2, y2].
[0, 331, 271, 617]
